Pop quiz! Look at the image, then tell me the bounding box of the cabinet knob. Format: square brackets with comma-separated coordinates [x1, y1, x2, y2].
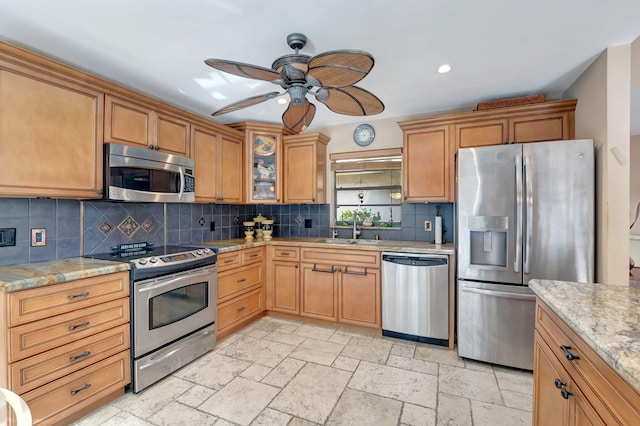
[154, 145, 160, 150]
[295, 264, 298, 269]
[149, 144, 155, 149]
[554, 378, 565, 389]
[560, 387, 574, 400]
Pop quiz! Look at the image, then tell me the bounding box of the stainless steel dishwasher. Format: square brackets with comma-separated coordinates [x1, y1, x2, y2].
[381, 252, 449, 346]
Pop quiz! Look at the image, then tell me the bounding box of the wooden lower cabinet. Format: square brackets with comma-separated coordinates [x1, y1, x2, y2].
[295, 247, 381, 329]
[1, 271, 130, 426]
[216, 247, 266, 339]
[300, 262, 338, 321]
[533, 301, 640, 425]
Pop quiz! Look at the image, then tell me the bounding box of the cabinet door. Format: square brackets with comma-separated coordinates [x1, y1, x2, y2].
[339, 267, 380, 328]
[300, 263, 337, 321]
[246, 131, 282, 203]
[284, 141, 319, 203]
[455, 119, 508, 148]
[104, 95, 153, 149]
[0, 69, 104, 198]
[509, 112, 572, 143]
[156, 112, 190, 156]
[219, 135, 243, 203]
[533, 332, 570, 425]
[192, 124, 219, 202]
[402, 125, 452, 202]
[272, 261, 300, 314]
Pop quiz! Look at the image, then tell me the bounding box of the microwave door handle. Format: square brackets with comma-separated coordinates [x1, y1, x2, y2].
[515, 155, 523, 273]
[524, 155, 533, 274]
[178, 167, 185, 200]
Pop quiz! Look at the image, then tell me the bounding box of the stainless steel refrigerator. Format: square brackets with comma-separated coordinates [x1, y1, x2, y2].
[456, 139, 594, 370]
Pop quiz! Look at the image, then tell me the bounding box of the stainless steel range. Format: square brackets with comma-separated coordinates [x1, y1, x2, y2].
[88, 242, 217, 392]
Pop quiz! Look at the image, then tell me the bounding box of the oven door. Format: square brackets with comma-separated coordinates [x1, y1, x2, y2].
[133, 265, 217, 358]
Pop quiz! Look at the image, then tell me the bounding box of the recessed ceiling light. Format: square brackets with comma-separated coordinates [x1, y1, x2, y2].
[277, 98, 288, 104]
[437, 64, 452, 74]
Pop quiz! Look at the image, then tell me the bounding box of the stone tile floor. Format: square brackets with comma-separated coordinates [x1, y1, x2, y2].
[74, 316, 533, 425]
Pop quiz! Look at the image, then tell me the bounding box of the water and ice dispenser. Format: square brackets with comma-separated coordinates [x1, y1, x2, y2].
[468, 216, 508, 269]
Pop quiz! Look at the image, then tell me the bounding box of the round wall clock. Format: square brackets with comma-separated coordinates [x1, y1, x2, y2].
[353, 124, 375, 147]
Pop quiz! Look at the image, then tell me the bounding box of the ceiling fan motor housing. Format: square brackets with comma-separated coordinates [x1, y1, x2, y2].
[288, 85, 308, 106]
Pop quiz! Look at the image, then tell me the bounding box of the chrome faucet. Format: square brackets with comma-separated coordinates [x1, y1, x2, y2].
[352, 213, 361, 239]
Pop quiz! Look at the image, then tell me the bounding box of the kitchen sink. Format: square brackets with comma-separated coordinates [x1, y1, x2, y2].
[322, 239, 355, 244]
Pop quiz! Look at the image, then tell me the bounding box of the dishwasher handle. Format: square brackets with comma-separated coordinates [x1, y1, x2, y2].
[382, 254, 447, 267]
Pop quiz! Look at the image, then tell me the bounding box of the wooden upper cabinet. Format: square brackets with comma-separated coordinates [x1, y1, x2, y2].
[105, 95, 190, 156]
[191, 124, 243, 203]
[401, 125, 452, 202]
[0, 66, 104, 198]
[510, 111, 573, 143]
[231, 122, 284, 204]
[455, 119, 508, 148]
[283, 133, 330, 204]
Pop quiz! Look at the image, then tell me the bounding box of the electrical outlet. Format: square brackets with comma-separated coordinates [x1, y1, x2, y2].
[31, 228, 46, 246]
[209, 221, 215, 232]
[304, 219, 312, 228]
[424, 220, 432, 232]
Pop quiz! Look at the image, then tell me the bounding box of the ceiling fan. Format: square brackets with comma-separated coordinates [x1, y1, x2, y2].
[204, 33, 385, 133]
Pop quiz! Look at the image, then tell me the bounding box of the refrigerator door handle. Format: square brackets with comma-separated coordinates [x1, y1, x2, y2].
[461, 286, 537, 301]
[524, 155, 533, 274]
[515, 155, 523, 273]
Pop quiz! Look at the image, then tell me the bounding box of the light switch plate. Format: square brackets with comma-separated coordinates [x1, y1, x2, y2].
[31, 228, 46, 246]
[424, 220, 432, 232]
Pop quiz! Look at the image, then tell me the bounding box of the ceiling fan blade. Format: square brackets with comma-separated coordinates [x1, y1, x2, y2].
[212, 92, 281, 116]
[282, 100, 316, 133]
[204, 58, 282, 82]
[307, 50, 374, 87]
[316, 86, 384, 116]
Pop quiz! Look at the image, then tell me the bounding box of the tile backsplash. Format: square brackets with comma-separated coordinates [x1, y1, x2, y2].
[0, 198, 453, 266]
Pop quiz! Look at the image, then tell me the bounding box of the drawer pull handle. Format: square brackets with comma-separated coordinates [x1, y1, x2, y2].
[237, 278, 247, 283]
[69, 321, 90, 331]
[560, 345, 580, 361]
[237, 306, 246, 312]
[343, 266, 367, 276]
[280, 252, 290, 256]
[560, 387, 573, 399]
[224, 259, 235, 264]
[250, 254, 259, 258]
[312, 264, 335, 273]
[70, 383, 91, 396]
[68, 291, 90, 300]
[554, 378, 566, 389]
[70, 351, 91, 362]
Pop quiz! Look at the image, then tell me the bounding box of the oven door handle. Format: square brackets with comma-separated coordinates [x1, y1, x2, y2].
[137, 269, 214, 295]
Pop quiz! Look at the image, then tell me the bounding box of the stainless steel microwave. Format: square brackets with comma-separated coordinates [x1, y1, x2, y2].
[104, 143, 195, 203]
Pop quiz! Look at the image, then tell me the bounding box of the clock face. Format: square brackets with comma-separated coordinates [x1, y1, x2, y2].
[354, 124, 375, 146]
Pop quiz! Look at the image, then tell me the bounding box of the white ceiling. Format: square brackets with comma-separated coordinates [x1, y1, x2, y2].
[1, 0, 639, 133]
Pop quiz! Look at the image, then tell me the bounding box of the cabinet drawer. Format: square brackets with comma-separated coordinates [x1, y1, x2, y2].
[22, 350, 130, 426]
[301, 248, 380, 267]
[8, 271, 129, 326]
[218, 287, 263, 332]
[217, 251, 242, 272]
[272, 246, 300, 261]
[242, 247, 264, 264]
[9, 298, 129, 362]
[218, 264, 263, 301]
[9, 324, 130, 394]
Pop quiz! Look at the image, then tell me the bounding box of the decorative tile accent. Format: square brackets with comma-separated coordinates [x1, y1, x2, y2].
[99, 221, 114, 235]
[118, 216, 140, 237]
[295, 214, 305, 225]
[198, 216, 207, 227]
[142, 218, 155, 233]
[233, 216, 241, 224]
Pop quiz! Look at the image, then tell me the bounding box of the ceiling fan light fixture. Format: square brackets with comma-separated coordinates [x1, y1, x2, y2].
[288, 85, 308, 106]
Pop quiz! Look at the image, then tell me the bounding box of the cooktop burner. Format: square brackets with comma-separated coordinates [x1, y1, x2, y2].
[86, 242, 217, 280]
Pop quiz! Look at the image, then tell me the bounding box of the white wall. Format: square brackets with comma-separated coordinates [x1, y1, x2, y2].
[563, 45, 631, 285]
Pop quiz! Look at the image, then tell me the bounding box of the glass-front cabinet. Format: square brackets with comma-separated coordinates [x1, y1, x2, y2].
[231, 122, 284, 204]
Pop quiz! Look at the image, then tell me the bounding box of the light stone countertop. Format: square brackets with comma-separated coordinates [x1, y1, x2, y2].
[200, 237, 456, 255]
[0, 257, 130, 293]
[529, 279, 640, 394]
